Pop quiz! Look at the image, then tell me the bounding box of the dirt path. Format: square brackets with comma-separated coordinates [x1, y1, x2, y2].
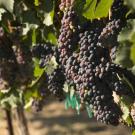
[0, 101, 131, 135]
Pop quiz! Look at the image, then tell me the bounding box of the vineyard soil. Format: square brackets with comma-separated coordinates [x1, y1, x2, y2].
[0, 101, 131, 135]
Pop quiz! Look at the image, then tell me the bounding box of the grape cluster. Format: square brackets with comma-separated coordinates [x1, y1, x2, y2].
[47, 66, 65, 100]
[57, 0, 135, 126]
[0, 27, 17, 90]
[32, 43, 58, 68]
[32, 43, 65, 101]
[98, 19, 126, 61]
[58, 6, 79, 66]
[0, 26, 33, 91]
[1, 0, 135, 127]
[13, 44, 33, 88]
[77, 28, 122, 125]
[59, 0, 74, 11]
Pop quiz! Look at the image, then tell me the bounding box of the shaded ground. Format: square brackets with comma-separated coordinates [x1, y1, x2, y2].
[0, 101, 132, 135]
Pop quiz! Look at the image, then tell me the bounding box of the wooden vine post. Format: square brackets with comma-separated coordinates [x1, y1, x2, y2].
[15, 106, 30, 135]
[5, 109, 14, 135]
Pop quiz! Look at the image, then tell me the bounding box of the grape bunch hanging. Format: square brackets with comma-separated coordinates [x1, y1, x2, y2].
[0, 27, 33, 91]
[1, 0, 135, 128]
[32, 0, 135, 126]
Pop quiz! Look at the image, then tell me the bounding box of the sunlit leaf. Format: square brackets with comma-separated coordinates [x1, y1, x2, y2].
[95, 0, 114, 18]
[82, 0, 113, 19]
[0, 0, 14, 13]
[83, 0, 97, 20]
[34, 0, 39, 6]
[0, 8, 6, 20]
[45, 56, 58, 75]
[132, 130, 135, 135]
[43, 11, 54, 26]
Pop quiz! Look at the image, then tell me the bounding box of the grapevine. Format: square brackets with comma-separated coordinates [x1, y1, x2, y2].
[0, 0, 135, 134]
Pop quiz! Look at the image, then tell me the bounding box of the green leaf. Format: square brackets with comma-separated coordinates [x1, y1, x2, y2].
[34, 0, 39, 6]
[132, 130, 135, 135]
[43, 11, 54, 26]
[1, 93, 21, 108]
[130, 44, 135, 64]
[95, 0, 114, 18]
[37, 0, 55, 26]
[115, 43, 133, 68]
[82, 0, 113, 19]
[121, 96, 133, 108]
[126, 116, 132, 126]
[122, 105, 130, 120]
[125, 0, 135, 11]
[32, 28, 37, 45]
[117, 19, 135, 67]
[118, 20, 135, 43]
[120, 97, 132, 125]
[34, 65, 44, 77]
[23, 23, 38, 35]
[47, 32, 58, 45]
[83, 0, 97, 20]
[0, 0, 14, 13]
[132, 65, 135, 75]
[45, 56, 58, 75]
[24, 98, 33, 109]
[33, 59, 44, 77]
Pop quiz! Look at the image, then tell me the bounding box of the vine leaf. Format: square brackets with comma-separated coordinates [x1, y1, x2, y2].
[37, 0, 54, 26]
[47, 32, 58, 45]
[43, 11, 54, 26]
[120, 96, 133, 125]
[125, 0, 135, 11]
[115, 43, 133, 68]
[34, 59, 44, 77]
[132, 130, 135, 135]
[95, 0, 114, 18]
[132, 65, 135, 75]
[45, 56, 58, 75]
[83, 0, 97, 20]
[0, 0, 14, 13]
[130, 44, 135, 64]
[0, 92, 23, 109]
[34, 0, 39, 6]
[24, 98, 33, 109]
[122, 105, 130, 120]
[117, 19, 135, 67]
[118, 20, 135, 43]
[23, 23, 38, 35]
[82, 0, 113, 19]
